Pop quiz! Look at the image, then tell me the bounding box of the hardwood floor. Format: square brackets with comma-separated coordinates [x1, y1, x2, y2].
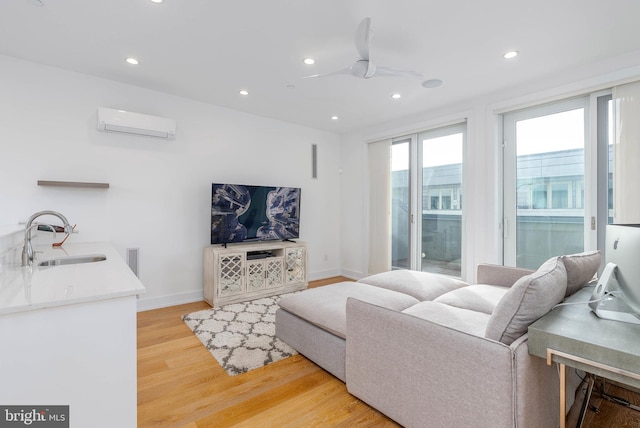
[567, 378, 640, 428]
[138, 276, 640, 427]
[137, 276, 398, 427]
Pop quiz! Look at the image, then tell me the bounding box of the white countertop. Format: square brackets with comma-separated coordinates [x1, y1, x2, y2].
[0, 242, 145, 315]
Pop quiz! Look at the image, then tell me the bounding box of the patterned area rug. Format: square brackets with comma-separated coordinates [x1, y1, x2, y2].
[182, 293, 299, 376]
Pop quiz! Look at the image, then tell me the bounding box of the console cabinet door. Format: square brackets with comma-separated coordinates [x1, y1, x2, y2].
[247, 258, 284, 291]
[285, 247, 306, 284]
[246, 260, 266, 292]
[217, 253, 245, 297]
[265, 258, 284, 288]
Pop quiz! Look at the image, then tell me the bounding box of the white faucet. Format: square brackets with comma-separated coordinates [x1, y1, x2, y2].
[22, 210, 74, 266]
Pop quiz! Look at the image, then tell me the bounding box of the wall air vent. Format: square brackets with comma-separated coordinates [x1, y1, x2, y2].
[97, 108, 176, 139]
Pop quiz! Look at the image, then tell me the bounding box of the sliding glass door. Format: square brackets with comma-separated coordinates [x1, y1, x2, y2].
[391, 123, 465, 276]
[391, 138, 411, 269]
[502, 96, 613, 269]
[419, 125, 464, 275]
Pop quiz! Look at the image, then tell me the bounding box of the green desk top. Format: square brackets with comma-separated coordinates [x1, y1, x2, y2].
[528, 286, 640, 389]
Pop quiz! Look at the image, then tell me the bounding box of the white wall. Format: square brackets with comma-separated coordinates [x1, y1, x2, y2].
[4, 50, 640, 307]
[0, 55, 341, 310]
[339, 51, 640, 282]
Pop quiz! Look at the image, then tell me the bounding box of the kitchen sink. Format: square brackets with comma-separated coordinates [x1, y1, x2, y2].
[38, 254, 107, 267]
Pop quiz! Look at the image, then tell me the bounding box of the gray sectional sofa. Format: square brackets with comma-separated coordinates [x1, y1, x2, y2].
[275, 251, 601, 427]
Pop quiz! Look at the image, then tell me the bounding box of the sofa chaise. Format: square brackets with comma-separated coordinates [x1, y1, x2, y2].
[275, 251, 601, 427]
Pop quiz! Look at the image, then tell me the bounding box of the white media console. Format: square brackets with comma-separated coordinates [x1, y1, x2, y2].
[203, 240, 308, 306]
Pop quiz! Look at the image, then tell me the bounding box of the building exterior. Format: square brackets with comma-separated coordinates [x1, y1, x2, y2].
[392, 147, 612, 272]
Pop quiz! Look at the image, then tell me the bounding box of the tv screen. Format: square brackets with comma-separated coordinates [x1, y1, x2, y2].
[211, 183, 301, 245]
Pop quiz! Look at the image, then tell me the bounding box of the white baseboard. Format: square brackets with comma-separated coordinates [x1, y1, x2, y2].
[339, 268, 365, 280]
[136, 269, 365, 312]
[137, 290, 203, 312]
[308, 268, 342, 281]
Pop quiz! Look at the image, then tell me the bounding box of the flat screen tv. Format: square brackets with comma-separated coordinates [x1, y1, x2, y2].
[211, 183, 301, 245]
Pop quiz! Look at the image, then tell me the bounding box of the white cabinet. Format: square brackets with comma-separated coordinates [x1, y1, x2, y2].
[0, 297, 138, 427]
[204, 241, 307, 306]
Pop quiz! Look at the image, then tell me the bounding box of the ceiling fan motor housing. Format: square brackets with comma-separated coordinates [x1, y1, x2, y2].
[351, 60, 376, 78]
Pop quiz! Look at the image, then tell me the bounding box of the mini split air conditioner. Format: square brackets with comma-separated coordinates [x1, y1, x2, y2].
[97, 108, 176, 139]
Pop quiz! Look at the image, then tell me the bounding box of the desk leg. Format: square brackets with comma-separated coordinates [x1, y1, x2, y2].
[560, 363, 566, 428]
[577, 375, 595, 428]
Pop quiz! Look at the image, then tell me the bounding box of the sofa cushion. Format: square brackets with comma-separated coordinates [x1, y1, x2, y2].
[476, 264, 535, 288]
[562, 250, 600, 297]
[434, 285, 510, 315]
[278, 282, 419, 339]
[357, 270, 469, 301]
[402, 301, 490, 337]
[485, 257, 567, 345]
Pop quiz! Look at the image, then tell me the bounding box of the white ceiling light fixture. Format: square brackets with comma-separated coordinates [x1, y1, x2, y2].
[239, 90, 249, 96]
[422, 79, 443, 89]
[503, 50, 519, 59]
[125, 57, 139, 65]
[149, 0, 163, 3]
[391, 93, 402, 99]
[331, 115, 339, 120]
[303, 58, 315, 65]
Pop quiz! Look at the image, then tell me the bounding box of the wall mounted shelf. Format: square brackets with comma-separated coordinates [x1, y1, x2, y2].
[37, 180, 109, 189]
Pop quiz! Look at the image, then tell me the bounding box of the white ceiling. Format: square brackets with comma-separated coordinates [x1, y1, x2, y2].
[2, 0, 640, 133]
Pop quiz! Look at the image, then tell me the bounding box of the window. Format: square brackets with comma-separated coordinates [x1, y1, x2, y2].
[551, 183, 568, 209]
[391, 123, 465, 276]
[503, 93, 612, 269]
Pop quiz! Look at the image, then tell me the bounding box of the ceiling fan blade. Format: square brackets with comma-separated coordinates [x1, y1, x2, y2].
[364, 61, 377, 79]
[303, 68, 352, 79]
[374, 66, 424, 80]
[354, 17, 372, 60]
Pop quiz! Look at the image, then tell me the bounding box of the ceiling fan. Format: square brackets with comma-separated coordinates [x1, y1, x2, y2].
[306, 17, 441, 87]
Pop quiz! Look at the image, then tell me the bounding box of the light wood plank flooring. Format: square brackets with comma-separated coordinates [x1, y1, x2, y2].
[137, 277, 398, 427]
[138, 276, 640, 427]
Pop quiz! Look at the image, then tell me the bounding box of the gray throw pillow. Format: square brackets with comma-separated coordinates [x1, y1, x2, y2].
[562, 250, 601, 297]
[485, 257, 567, 345]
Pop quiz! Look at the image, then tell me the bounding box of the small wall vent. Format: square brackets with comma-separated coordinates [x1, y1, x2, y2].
[312, 144, 318, 179]
[127, 248, 140, 277]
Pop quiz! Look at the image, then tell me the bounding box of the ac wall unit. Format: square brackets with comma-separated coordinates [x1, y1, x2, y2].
[97, 108, 176, 139]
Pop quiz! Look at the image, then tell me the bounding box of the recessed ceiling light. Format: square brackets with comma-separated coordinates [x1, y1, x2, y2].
[150, 0, 163, 3]
[331, 115, 339, 120]
[239, 90, 249, 96]
[422, 79, 443, 89]
[125, 57, 139, 65]
[304, 58, 316, 65]
[391, 93, 402, 99]
[503, 50, 519, 59]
